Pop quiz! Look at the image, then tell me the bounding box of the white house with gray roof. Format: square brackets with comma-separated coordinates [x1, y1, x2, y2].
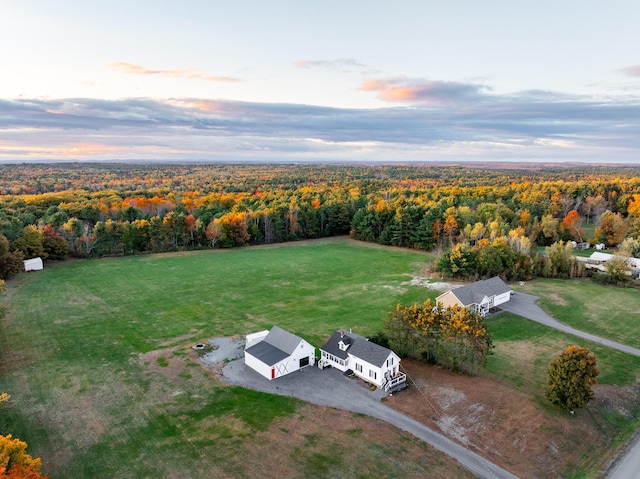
[319, 330, 406, 392]
[244, 326, 315, 380]
[436, 276, 511, 317]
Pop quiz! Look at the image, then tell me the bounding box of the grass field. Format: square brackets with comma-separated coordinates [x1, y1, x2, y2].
[2, 238, 478, 478]
[487, 312, 640, 391]
[2, 239, 640, 478]
[513, 278, 640, 349]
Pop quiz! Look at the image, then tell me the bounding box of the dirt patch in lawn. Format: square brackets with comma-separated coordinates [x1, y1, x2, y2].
[385, 359, 638, 478]
[547, 292, 569, 306]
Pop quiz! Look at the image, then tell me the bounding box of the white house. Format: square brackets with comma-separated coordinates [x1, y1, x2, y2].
[244, 326, 315, 380]
[320, 330, 406, 392]
[436, 276, 511, 317]
[23, 257, 44, 272]
[587, 251, 640, 276]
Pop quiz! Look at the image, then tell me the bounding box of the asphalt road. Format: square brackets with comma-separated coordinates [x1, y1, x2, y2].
[498, 291, 640, 478]
[499, 292, 640, 357]
[220, 355, 518, 479]
[607, 435, 640, 479]
[207, 289, 640, 479]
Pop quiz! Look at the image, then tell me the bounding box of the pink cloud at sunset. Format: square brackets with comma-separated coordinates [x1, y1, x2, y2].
[109, 62, 240, 83]
[359, 77, 488, 105]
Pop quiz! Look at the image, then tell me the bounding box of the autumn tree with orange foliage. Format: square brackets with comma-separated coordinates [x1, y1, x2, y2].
[561, 210, 584, 242]
[215, 212, 250, 247]
[595, 211, 628, 246]
[0, 435, 48, 479]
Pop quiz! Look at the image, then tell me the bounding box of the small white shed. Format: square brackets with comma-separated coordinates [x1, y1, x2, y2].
[23, 257, 44, 272]
[244, 326, 315, 380]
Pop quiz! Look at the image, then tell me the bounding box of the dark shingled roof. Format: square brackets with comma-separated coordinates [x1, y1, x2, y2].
[450, 276, 510, 306]
[320, 330, 394, 368]
[320, 331, 350, 360]
[244, 340, 289, 366]
[245, 325, 304, 366]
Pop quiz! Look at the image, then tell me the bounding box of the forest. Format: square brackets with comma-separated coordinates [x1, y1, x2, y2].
[1, 162, 640, 282]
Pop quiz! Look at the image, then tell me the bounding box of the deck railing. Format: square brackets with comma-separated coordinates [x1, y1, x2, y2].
[383, 372, 407, 391]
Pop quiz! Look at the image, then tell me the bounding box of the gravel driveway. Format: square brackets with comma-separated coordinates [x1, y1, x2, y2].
[201, 337, 518, 479]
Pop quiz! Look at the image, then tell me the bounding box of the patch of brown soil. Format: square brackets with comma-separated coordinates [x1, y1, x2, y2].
[236, 404, 474, 479]
[138, 346, 187, 383]
[548, 292, 569, 306]
[385, 360, 636, 479]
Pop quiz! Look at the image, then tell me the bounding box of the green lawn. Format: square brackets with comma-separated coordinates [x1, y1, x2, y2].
[3, 240, 640, 478]
[3, 238, 465, 479]
[487, 312, 640, 392]
[513, 278, 640, 349]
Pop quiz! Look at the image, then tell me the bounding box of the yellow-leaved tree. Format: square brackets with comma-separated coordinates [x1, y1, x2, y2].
[0, 434, 48, 478]
[0, 394, 48, 479]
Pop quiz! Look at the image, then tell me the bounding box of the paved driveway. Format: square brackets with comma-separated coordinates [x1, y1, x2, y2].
[219, 352, 518, 479]
[499, 291, 640, 478]
[499, 292, 640, 357]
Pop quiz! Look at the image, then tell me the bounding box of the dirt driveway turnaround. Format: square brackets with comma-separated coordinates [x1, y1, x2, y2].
[204, 338, 518, 479]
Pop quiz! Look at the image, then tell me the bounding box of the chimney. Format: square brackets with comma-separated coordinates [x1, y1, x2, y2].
[340, 330, 344, 338]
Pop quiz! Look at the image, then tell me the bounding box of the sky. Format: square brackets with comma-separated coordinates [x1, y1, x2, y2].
[1, 0, 640, 164]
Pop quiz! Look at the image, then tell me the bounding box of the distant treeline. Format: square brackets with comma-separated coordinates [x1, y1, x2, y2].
[1, 163, 639, 280]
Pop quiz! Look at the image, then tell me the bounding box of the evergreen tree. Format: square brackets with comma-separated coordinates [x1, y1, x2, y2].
[544, 346, 599, 412]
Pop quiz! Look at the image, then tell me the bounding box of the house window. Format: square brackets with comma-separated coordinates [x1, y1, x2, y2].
[355, 363, 362, 373]
[386, 357, 393, 367]
[369, 370, 377, 380]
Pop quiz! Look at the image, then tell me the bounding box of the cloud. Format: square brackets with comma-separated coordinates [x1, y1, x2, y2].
[109, 62, 240, 82]
[618, 65, 640, 77]
[359, 77, 490, 104]
[1, 85, 640, 163]
[293, 58, 367, 71]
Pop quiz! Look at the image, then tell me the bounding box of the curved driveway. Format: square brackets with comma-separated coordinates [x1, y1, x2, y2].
[499, 292, 640, 479]
[212, 289, 640, 479]
[221, 357, 518, 479]
[499, 292, 640, 357]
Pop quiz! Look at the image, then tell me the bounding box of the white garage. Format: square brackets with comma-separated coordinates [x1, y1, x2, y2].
[244, 325, 315, 380]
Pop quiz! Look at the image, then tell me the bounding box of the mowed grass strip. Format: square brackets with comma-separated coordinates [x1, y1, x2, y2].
[2, 238, 452, 478]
